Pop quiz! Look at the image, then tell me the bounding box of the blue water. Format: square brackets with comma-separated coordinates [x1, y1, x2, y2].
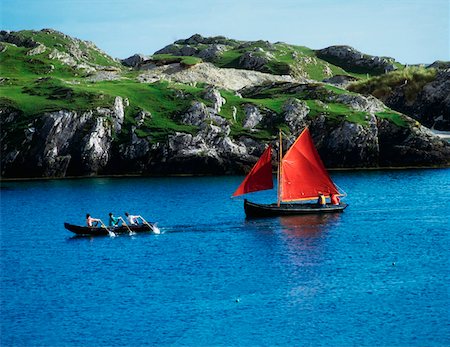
[1, 169, 449, 346]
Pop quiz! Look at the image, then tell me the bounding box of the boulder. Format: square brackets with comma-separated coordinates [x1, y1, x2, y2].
[121, 54, 148, 67]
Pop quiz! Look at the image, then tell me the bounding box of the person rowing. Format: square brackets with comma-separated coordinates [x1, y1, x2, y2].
[124, 212, 159, 234]
[109, 212, 121, 227]
[125, 212, 143, 225]
[86, 214, 101, 227]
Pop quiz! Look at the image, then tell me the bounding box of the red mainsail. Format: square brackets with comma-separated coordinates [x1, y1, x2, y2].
[280, 128, 339, 201]
[232, 146, 273, 197]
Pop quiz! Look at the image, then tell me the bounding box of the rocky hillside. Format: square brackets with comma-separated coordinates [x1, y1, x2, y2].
[1, 30, 449, 179]
[0, 29, 122, 75]
[151, 34, 403, 81]
[349, 66, 450, 130]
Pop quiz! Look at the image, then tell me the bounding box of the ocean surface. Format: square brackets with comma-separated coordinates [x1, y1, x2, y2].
[1, 169, 449, 346]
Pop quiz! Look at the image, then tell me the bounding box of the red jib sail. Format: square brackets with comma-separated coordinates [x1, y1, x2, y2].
[232, 145, 273, 197]
[281, 128, 339, 201]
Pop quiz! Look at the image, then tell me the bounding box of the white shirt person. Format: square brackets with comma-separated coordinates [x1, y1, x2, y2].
[125, 212, 140, 225]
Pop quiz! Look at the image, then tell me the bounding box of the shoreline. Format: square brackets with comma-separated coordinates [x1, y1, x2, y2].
[1, 165, 449, 183]
[431, 130, 450, 140]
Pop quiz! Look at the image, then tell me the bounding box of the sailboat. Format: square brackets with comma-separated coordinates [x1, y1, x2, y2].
[232, 128, 348, 217]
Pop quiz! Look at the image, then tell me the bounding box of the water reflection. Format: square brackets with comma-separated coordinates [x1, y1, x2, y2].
[279, 213, 341, 238]
[277, 213, 344, 303]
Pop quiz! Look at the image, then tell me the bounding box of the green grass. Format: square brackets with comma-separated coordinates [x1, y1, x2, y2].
[151, 54, 202, 66]
[349, 66, 437, 103]
[0, 43, 77, 79]
[215, 50, 243, 68]
[376, 111, 408, 127]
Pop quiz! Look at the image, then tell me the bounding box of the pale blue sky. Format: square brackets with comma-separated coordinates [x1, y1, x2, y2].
[1, 0, 449, 64]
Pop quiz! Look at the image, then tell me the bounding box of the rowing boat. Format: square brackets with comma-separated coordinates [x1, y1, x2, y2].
[64, 222, 153, 236]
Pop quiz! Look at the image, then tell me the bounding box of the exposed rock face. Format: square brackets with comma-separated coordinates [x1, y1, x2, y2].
[317, 45, 397, 74]
[1, 97, 125, 178]
[283, 99, 310, 131]
[377, 120, 450, 166]
[243, 105, 264, 129]
[311, 115, 380, 167]
[2, 97, 449, 178]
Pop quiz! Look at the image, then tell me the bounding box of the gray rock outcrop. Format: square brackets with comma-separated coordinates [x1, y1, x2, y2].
[317, 45, 397, 74]
[311, 114, 379, 167]
[121, 54, 149, 67]
[203, 86, 226, 113]
[1, 97, 125, 178]
[243, 105, 264, 129]
[283, 99, 310, 131]
[238, 50, 272, 71]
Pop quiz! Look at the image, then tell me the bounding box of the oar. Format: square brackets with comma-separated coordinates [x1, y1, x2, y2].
[119, 217, 135, 236]
[140, 216, 160, 234]
[99, 219, 116, 237]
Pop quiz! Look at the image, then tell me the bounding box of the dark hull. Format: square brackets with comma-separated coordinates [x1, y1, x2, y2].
[64, 222, 152, 236]
[244, 199, 348, 218]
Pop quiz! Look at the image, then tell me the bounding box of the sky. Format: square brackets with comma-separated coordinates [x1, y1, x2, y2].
[1, 0, 449, 64]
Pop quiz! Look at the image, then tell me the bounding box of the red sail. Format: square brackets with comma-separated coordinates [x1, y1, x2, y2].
[232, 146, 273, 197]
[281, 128, 339, 201]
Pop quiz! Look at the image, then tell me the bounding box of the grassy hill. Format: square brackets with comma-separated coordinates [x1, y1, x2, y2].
[1, 30, 410, 145]
[154, 35, 405, 80]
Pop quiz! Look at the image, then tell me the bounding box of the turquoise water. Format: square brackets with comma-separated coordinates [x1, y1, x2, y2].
[1, 169, 449, 346]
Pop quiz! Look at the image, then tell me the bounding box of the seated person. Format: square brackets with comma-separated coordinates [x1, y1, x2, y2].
[125, 212, 141, 225]
[86, 214, 100, 227]
[317, 193, 326, 207]
[330, 194, 340, 205]
[109, 213, 120, 227]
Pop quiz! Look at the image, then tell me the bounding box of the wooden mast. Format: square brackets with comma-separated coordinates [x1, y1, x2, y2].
[277, 129, 282, 207]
